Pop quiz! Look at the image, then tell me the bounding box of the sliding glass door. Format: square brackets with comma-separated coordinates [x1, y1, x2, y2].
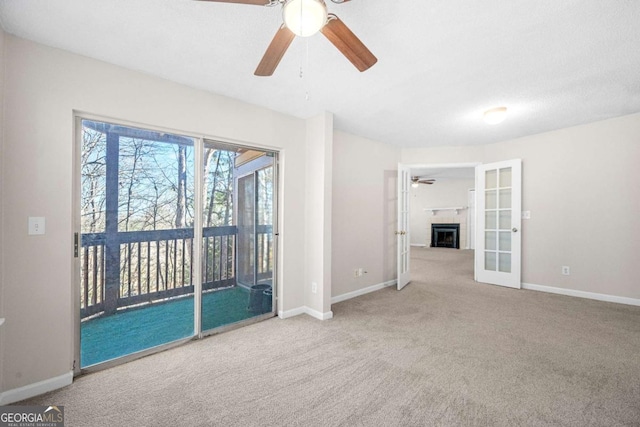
[200, 142, 276, 334]
[78, 119, 277, 369]
[79, 119, 195, 368]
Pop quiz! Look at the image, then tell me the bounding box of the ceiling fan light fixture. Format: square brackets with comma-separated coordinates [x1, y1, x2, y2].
[411, 182, 420, 188]
[483, 107, 508, 125]
[283, 0, 327, 37]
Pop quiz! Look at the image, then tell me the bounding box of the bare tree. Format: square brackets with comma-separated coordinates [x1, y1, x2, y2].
[175, 145, 187, 228]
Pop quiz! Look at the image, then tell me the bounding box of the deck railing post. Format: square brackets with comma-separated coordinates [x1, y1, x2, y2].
[104, 129, 120, 315]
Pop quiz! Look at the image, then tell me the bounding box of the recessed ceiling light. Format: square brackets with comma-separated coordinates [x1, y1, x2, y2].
[483, 107, 507, 125]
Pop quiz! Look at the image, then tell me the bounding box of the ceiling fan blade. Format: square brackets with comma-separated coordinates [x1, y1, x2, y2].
[320, 14, 377, 72]
[254, 25, 296, 76]
[197, 0, 272, 5]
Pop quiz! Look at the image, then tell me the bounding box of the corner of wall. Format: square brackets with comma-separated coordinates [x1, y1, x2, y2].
[303, 111, 333, 317]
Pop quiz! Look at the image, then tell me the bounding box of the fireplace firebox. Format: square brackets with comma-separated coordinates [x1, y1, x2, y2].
[431, 223, 460, 249]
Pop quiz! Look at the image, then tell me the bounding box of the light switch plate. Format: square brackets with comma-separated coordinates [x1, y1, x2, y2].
[28, 217, 46, 235]
[522, 211, 531, 219]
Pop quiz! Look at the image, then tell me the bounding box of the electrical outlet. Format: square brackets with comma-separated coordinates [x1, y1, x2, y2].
[311, 282, 317, 293]
[562, 266, 570, 276]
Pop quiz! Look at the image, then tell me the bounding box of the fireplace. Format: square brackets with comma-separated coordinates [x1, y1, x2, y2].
[431, 223, 460, 249]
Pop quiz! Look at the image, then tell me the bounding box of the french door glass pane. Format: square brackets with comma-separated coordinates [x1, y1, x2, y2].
[499, 210, 511, 230]
[80, 119, 195, 368]
[486, 190, 497, 209]
[485, 170, 497, 189]
[499, 253, 512, 273]
[485, 252, 497, 271]
[499, 167, 512, 187]
[485, 211, 497, 229]
[499, 231, 511, 252]
[499, 189, 512, 208]
[485, 231, 497, 251]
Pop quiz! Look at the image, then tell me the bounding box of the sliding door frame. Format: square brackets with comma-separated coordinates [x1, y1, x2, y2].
[72, 112, 280, 374]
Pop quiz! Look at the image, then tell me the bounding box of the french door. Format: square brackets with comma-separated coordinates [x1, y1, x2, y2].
[397, 164, 411, 290]
[475, 159, 522, 288]
[76, 117, 277, 370]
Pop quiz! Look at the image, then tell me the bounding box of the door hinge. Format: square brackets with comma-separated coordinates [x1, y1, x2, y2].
[74, 232, 79, 258]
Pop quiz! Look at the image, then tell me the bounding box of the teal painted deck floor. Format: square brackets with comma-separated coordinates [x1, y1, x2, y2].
[81, 286, 270, 367]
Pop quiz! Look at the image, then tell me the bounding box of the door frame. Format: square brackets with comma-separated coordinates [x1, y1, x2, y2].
[397, 162, 480, 289]
[467, 188, 476, 250]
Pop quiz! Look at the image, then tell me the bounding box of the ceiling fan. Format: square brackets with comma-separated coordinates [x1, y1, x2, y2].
[199, 0, 377, 76]
[411, 177, 436, 186]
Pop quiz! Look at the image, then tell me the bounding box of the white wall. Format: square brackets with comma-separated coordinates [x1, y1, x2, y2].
[403, 113, 640, 300]
[0, 26, 6, 397]
[0, 35, 320, 395]
[331, 131, 400, 299]
[410, 179, 474, 246]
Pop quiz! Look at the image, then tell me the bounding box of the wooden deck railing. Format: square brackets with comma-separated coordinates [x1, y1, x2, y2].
[80, 225, 273, 319]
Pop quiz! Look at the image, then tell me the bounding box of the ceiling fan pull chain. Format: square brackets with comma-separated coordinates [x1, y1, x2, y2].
[299, 38, 310, 101]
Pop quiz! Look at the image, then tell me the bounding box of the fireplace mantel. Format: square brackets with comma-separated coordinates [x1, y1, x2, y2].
[424, 207, 466, 216]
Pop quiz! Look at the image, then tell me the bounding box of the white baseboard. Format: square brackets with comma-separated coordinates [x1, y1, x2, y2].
[304, 307, 334, 320]
[522, 283, 640, 307]
[0, 370, 73, 405]
[410, 244, 427, 247]
[332, 279, 397, 304]
[278, 307, 306, 319]
[278, 306, 333, 320]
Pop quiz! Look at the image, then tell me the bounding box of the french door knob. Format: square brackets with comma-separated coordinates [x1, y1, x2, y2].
[512, 227, 518, 233]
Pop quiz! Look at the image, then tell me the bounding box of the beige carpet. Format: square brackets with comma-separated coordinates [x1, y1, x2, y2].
[18, 248, 640, 426]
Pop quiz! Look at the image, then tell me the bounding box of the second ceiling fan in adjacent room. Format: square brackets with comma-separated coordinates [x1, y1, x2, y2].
[200, 0, 377, 76]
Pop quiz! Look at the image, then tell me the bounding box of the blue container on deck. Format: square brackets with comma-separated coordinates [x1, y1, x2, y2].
[248, 284, 271, 313]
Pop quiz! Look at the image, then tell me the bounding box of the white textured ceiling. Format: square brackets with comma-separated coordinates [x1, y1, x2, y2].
[1, 0, 640, 148]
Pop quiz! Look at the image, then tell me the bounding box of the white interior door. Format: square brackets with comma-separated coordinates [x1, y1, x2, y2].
[475, 159, 522, 288]
[397, 165, 411, 290]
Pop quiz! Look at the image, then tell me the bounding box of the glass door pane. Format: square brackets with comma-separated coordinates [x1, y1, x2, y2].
[237, 174, 256, 286]
[201, 143, 275, 333]
[79, 119, 195, 368]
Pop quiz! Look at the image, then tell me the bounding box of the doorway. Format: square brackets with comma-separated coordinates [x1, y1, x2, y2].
[75, 117, 278, 370]
[397, 160, 522, 290]
[397, 163, 479, 289]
